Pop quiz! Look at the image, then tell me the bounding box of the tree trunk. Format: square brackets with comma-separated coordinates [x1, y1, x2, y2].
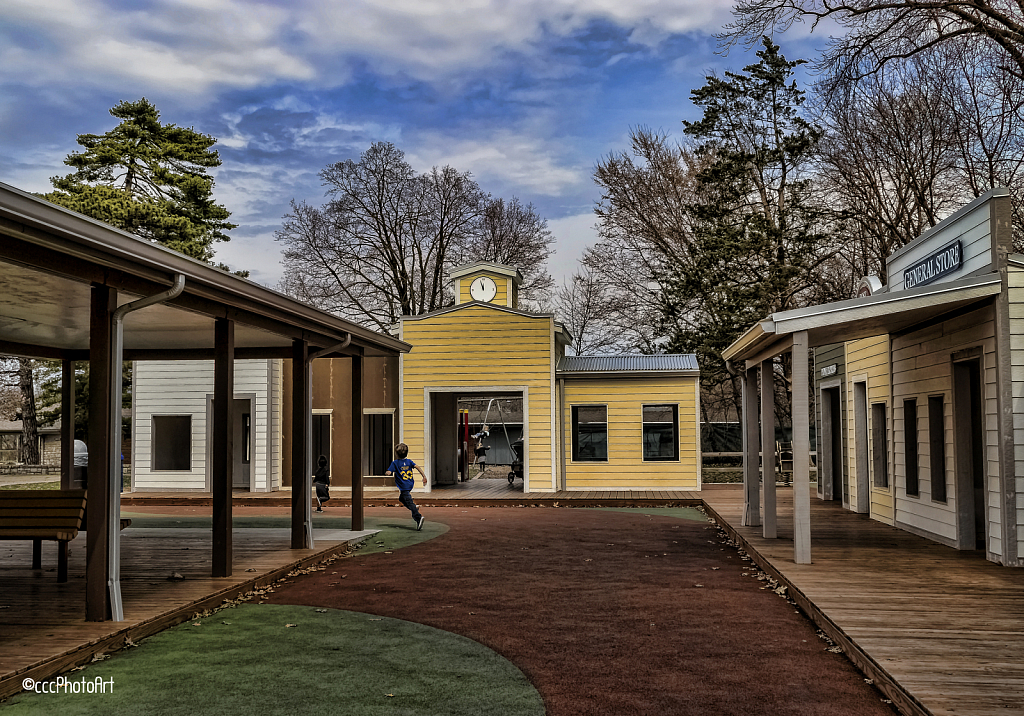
[18, 359, 39, 464]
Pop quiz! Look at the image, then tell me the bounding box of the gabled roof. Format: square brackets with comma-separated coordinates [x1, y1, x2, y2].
[450, 261, 523, 285]
[558, 354, 699, 376]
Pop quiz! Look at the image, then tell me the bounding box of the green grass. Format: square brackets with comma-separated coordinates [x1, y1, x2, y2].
[2, 604, 544, 716]
[120, 513, 448, 554]
[0, 481, 59, 491]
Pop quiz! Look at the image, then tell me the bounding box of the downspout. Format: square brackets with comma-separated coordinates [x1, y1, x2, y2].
[108, 274, 185, 621]
[302, 334, 351, 549]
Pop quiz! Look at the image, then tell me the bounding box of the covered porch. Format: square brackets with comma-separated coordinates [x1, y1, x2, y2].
[0, 182, 409, 623]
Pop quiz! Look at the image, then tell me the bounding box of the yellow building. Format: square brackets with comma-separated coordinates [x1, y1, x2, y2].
[398, 261, 701, 492]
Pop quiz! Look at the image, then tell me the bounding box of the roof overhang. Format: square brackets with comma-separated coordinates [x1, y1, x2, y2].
[449, 261, 523, 286]
[0, 183, 411, 359]
[722, 273, 1002, 365]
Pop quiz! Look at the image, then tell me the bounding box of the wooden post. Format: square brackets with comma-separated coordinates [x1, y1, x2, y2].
[792, 331, 812, 564]
[212, 318, 234, 577]
[60, 359, 75, 491]
[742, 366, 761, 527]
[761, 358, 777, 539]
[351, 353, 364, 531]
[291, 339, 311, 549]
[86, 284, 115, 622]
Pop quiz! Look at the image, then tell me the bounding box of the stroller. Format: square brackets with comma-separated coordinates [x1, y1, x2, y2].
[508, 439, 524, 485]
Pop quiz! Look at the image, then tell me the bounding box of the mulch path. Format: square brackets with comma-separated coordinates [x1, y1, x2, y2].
[266, 506, 898, 716]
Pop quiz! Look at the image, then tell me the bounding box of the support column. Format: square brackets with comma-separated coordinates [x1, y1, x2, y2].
[792, 332, 812, 564]
[742, 366, 761, 527]
[761, 359, 777, 539]
[86, 285, 115, 622]
[291, 340, 312, 549]
[351, 353, 364, 531]
[60, 360, 75, 491]
[212, 318, 234, 577]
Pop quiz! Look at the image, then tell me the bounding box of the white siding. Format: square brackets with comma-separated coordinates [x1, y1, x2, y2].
[1007, 265, 1024, 558]
[132, 360, 279, 491]
[887, 199, 992, 292]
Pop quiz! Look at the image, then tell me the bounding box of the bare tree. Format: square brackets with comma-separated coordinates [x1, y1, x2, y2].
[553, 270, 620, 355]
[721, 1, 1024, 87]
[0, 357, 40, 464]
[467, 197, 555, 309]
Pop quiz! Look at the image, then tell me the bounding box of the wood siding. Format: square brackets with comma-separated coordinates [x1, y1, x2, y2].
[132, 360, 277, 492]
[456, 273, 511, 307]
[401, 305, 555, 491]
[561, 376, 700, 490]
[845, 336, 894, 525]
[890, 304, 1001, 555]
[1006, 264, 1024, 561]
[887, 199, 993, 292]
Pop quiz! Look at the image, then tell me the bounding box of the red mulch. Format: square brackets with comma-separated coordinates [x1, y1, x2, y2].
[266, 506, 898, 716]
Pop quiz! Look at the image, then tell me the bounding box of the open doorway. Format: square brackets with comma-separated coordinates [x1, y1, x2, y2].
[425, 389, 525, 491]
[819, 384, 844, 504]
[363, 410, 395, 486]
[953, 358, 986, 551]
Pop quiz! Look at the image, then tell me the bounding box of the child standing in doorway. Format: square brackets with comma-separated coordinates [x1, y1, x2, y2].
[385, 443, 427, 530]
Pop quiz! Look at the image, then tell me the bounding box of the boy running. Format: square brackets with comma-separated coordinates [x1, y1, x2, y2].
[385, 442, 427, 530]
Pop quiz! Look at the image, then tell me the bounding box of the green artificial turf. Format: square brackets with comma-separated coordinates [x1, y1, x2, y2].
[3, 604, 544, 716]
[118, 513, 447, 555]
[597, 506, 709, 522]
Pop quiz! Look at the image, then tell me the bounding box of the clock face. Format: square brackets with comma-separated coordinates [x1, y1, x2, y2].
[470, 276, 497, 302]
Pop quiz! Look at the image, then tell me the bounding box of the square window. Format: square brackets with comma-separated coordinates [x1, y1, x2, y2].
[904, 400, 919, 497]
[152, 415, 191, 471]
[643, 404, 678, 461]
[572, 405, 607, 461]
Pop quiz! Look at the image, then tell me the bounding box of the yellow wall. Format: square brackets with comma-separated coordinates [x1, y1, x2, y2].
[845, 335, 893, 524]
[457, 272, 512, 307]
[562, 376, 700, 490]
[401, 304, 555, 491]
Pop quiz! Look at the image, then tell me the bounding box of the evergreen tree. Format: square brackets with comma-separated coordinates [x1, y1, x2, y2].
[45, 98, 235, 262]
[662, 38, 837, 420]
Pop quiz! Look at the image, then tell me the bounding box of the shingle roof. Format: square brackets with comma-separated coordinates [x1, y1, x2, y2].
[559, 354, 699, 374]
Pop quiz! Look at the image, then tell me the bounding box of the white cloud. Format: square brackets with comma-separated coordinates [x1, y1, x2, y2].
[547, 212, 600, 285]
[2, 0, 732, 97]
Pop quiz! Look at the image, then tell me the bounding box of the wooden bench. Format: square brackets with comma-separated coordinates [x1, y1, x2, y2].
[0, 490, 86, 582]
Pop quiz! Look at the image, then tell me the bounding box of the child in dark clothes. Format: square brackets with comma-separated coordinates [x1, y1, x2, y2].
[313, 454, 330, 512]
[385, 442, 427, 530]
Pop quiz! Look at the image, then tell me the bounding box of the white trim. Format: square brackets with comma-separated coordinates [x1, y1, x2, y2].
[549, 320, 557, 492]
[422, 385, 530, 493]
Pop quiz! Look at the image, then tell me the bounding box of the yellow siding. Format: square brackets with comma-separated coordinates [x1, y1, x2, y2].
[457, 273, 511, 307]
[401, 305, 555, 490]
[562, 377, 700, 489]
[845, 335, 894, 525]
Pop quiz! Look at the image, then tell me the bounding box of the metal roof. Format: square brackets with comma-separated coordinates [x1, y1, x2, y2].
[558, 354, 699, 375]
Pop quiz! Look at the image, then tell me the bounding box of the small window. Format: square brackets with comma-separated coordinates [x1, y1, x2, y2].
[929, 395, 947, 503]
[643, 404, 679, 461]
[572, 405, 607, 461]
[871, 403, 888, 488]
[241, 413, 251, 465]
[904, 400, 919, 497]
[152, 415, 191, 471]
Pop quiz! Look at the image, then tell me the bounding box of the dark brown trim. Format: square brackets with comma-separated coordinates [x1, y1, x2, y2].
[211, 318, 234, 577]
[351, 354, 364, 531]
[291, 340, 309, 549]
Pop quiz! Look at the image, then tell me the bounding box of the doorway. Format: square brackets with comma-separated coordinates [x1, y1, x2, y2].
[953, 359, 986, 551]
[820, 385, 844, 504]
[232, 399, 251, 489]
[365, 412, 394, 477]
[311, 412, 331, 477]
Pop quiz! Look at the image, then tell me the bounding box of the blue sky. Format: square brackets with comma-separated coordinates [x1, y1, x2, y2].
[0, 0, 819, 288]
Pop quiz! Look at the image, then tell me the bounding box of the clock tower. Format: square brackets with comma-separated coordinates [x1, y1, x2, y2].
[450, 261, 523, 309]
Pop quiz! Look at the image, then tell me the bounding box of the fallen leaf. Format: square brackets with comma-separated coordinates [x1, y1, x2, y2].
[284, 623, 298, 628]
[315, 609, 328, 613]
[245, 568, 257, 573]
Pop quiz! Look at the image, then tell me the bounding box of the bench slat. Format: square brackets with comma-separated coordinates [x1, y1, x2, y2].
[0, 529, 78, 541]
[0, 507, 85, 517]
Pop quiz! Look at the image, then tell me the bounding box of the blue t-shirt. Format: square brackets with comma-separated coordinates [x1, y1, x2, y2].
[387, 458, 417, 491]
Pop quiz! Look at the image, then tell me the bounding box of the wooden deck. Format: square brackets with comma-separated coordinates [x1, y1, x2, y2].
[702, 486, 1024, 716]
[0, 526, 376, 699]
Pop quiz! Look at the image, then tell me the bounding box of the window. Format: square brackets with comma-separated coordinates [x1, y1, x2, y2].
[871, 403, 888, 488]
[572, 405, 607, 461]
[241, 413, 251, 465]
[929, 395, 947, 503]
[366, 413, 394, 475]
[642, 404, 679, 461]
[904, 400, 919, 497]
[152, 415, 191, 471]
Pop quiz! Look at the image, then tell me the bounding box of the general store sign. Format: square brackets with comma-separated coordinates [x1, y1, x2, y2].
[903, 240, 962, 289]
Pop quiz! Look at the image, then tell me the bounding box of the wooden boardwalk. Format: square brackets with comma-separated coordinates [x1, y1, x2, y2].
[702, 486, 1024, 716]
[0, 526, 375, 699]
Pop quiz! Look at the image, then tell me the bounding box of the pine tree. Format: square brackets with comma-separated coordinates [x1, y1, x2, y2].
[45, 98, 235, 262]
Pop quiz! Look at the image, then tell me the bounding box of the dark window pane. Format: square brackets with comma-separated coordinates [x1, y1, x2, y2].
[929, 396, 947, 502]
[572, 405, 607, 461]
[871, 403, 888, 488]
[904, 400, 918, 497]
[642, 404, 678, 461]
[153, 415, 191, 471]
